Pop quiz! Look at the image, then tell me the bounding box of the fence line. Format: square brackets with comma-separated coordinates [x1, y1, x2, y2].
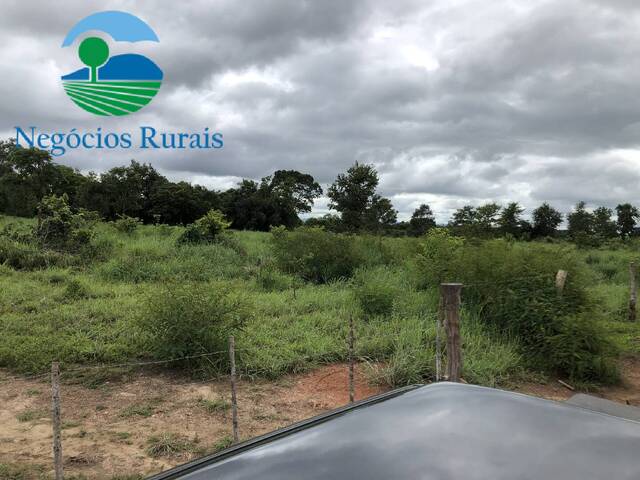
[12, 282, 476, 478]
[0, 371, 51, 383]
[462, 273, 554, 288]
[61, 350, 235, 373]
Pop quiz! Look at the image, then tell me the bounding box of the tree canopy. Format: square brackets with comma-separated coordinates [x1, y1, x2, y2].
[2, 141, 640, 243]
[327, 162, 397, 232]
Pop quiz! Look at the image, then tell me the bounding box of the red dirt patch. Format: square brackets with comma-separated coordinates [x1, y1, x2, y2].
[292, 363, 384, 407]
[3, 358, 640, 479]
[514, 356, 640, 405]
[0, 364, 386, 479]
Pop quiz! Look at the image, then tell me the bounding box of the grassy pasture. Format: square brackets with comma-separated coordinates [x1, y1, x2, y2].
[0, 215, 638, 387]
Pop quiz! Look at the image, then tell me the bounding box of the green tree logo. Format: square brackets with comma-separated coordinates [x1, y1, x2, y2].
[78, 37, 109, 83]
[60, 11, 163, 116]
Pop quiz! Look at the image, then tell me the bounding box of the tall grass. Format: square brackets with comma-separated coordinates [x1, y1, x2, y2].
[0, 217, 635, 389]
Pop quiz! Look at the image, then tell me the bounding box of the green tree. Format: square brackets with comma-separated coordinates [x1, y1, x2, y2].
[0, 145, 57, 216]
[91, 161, 168, 221]
[475, 203, 501, 237]
[450, 206, 476, 226]
[409, 204, 436, 236]
[449, 205, 477, 237]
[150, 182, 219, 225]
[222, 171, 322, 231]
[592, 206, 617, 239]
[79, 37, 109, 83]
[567, 201, 594, 240]
[34, 194, 93, 252]
[499, 202, 525, 238]
[267, 170, 322, 214]
[366, 195, 398, 231]
[327, 162, 396, 232]
[532, 202, 563, 238]
[616, 203, 639, 239]
[177, 209, 231, 245]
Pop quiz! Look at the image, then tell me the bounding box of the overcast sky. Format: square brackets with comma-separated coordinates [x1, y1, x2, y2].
[2, 0, 640, 221]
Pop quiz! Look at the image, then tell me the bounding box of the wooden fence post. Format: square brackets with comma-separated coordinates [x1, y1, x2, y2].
[229, 336, 239, 443]
[629, 262, 637, 322]
[440, 283, 463, 382]
[435, 296, 443, 381]
[348, 314, 355, 403]
[51, 362, 63, 480]
[556, 270, 568, 294]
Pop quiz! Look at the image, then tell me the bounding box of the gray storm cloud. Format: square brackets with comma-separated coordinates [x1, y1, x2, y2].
[2, 0, 640, 221]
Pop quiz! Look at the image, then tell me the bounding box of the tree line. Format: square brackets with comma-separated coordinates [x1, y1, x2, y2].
[444, 200, 638, 243]
[1, 140, 638, 241]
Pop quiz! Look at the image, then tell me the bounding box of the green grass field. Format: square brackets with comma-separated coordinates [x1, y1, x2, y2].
[62, 81, 161, 116]
[0, 215, 638, 388]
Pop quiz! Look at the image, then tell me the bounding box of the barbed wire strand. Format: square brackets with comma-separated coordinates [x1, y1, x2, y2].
[461, 273, 556, 288]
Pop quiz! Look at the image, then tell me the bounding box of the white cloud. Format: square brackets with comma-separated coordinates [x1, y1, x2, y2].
[1, 0, 640, 219]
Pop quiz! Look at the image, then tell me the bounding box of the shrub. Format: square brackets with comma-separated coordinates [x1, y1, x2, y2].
[0, 237, 67, 270]
[113, 215, 142, 235]
[177, 210, 230, 245]
[415, 237, 618, 383]
[146, 433, 199, 458]
[271, 226, 364, 283]
[34, 195, 93, 252]
[255, 262, 292, 292]
[62, 278, 90, 301]
[415, 228, 464, 289]
[120, 400, 161, 418]
[353, 266, 405, 317]
[138, 283, 251, 372]
[547, 313, 619, 382]
[33, 194, 94, 254]
[197, 397, 231, 414]
[215, 232, 247, 256]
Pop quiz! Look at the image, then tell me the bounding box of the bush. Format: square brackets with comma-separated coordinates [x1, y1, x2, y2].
[255, 262, 293, 292]
[415, 236, 618, 383]
[34, 194, 94, 253]
[547, 313, 619, 383]
[176, 210, 230, 245]
[271, 226, 364, 283]
[353, 266, 405, 317]
[62, 278, 90, 301]
[113, 215, 142, 235]
[138, 283, 252, 372]
[0, 237, 68, 270]
[146, 433, 199, 458]
[415, 228, 464, 289]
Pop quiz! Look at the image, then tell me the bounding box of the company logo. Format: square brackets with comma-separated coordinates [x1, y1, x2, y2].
[60, 11, 163, 116]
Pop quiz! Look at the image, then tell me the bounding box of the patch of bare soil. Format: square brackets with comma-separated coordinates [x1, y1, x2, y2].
[514, 356, 640, 406]
[3, 358, 640, 479]
[0, 364, 384, 479]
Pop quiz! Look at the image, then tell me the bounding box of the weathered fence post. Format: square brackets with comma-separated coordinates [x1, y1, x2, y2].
[51, 362, 63, 480]
[435, 296, 443, 381]
[440, 283, 463, 382]
[629, 262, 637, 322]
[229, 336, 239, 443]
[556, 270, 568, 294]
[348, 314, 355, 403]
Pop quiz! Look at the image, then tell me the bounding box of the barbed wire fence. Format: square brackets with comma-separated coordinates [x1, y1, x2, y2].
[4, 265, 637, 479]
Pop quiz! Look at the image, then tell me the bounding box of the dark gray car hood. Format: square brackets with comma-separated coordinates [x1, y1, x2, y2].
[151, 382, 640, 479]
